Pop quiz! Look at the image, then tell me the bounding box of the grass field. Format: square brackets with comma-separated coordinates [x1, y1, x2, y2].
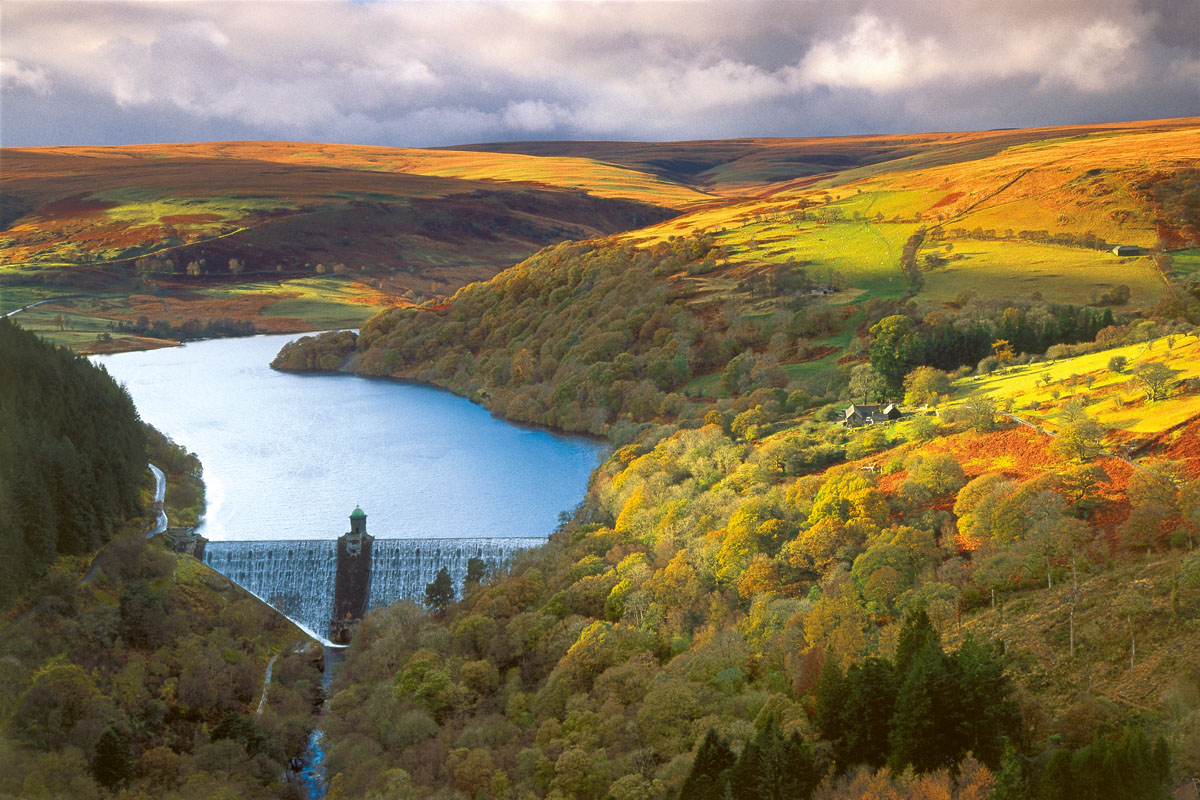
[920, 240, 1169, 307]
[955, 333, 1200, 436]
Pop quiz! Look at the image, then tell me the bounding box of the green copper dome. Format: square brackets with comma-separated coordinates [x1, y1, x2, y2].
[350, 506, 366, 518]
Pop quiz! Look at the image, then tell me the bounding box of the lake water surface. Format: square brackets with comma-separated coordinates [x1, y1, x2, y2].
[94, 334, 607, 541]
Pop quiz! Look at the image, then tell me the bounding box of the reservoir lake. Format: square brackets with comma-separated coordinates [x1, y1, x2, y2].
[94, 333, 608, 542]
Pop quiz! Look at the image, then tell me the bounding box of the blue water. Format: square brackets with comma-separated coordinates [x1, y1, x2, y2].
[94, 333, 607, 542]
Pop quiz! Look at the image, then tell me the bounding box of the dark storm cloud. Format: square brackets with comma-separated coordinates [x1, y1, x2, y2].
[1, 0, 1197, 147]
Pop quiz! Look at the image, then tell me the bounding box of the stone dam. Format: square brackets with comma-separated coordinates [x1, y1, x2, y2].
[201, 508, 540, 643]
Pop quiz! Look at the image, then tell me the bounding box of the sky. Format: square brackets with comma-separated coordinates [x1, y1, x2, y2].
[1, 0, 1198, 148]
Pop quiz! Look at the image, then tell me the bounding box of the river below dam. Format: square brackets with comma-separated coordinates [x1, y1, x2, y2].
[93, 333, 608, 543]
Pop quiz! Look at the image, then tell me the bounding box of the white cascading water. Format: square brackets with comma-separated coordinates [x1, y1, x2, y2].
[203, 538, 541, 637]
[204, 540, 338, 637]
[366, 538, 542, 611]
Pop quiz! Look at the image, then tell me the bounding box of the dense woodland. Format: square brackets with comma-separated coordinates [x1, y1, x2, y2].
[275, 235, 1132, 442]
[0, 319, 146, 606]
[318, 394, 1198, 798]
[275, 237, 1200, 799]
[0, 325, 320, 799]
[0, 532, 322, 799]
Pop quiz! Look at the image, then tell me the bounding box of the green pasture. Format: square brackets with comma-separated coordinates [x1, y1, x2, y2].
[95, 187, 286, 225]
[0, 286, 56, 315]
[1169, 248, 1200, 278]
[205, 276, 390, 328]
[826, 188, 937, 221]
[9, 304, 123, 349]
[917, 239, 1167, 308]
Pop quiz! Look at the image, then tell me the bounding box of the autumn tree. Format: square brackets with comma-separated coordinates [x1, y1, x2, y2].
[963, 396, 1000, 432]
[1131, 361, 1181, 401]
[848, 363, 887, 404]
[902, 366, 951, 406]
[1053, 417, 1106, 462]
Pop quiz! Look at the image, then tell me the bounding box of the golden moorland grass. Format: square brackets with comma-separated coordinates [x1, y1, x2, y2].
[621, 123, 1198, 309]
[956, 333, 1200, 435]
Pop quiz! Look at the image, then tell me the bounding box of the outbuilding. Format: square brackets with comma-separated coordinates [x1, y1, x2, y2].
[1111, 245, 1143, 257]
[840, 403, 903, 427]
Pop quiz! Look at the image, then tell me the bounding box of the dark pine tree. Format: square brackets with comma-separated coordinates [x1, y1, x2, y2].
[888, 639, 964, 773]
[91, 728, 133, 790]
[952, 635, 1021, 769]
[840, 657, 898, 770]
[681, 728, 736, 800]
[893, 608, 940, 679]
[813, 652, 848, 749]
[424, 567, 455, 612]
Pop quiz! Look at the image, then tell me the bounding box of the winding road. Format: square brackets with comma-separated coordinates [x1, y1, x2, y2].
[148, 463, 168, 536]
[2, 298, 56, 318]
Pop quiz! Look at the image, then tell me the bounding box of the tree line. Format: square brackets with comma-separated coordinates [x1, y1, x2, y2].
[0, 319, 146, 605]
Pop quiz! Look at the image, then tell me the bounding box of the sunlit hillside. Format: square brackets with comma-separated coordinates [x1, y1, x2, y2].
[624, 122, 1200, 311]
[3, 118, 1197, 355]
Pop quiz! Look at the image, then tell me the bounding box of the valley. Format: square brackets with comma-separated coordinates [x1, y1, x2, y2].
[4, 117, 1200, 799]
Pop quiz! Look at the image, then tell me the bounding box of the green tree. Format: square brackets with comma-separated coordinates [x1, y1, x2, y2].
[869, 315, 921, 396]
[840, 657, 897, 769]
[888, 639, 963, 774]
[1053, 417, 1106, 462]
[465, 557, 487, 588]
[814, 653, 848, 746]
[92, 728, 133, 790]
[893, 608, 939, 679]
[1131, 361, 1181, 401]
[848, 363, 887, 404]
[964, 396, 1000, 432]
[424, 567, 455, 612]
[681, 728, 736, 800]
[729, 713, 818, 800]
[952, 636, 1020, 769]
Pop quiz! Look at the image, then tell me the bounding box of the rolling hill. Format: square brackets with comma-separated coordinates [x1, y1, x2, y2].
[2, 118, 1197, 354]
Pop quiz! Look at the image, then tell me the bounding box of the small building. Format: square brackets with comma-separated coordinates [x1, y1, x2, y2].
[841, 402, 902, 427]
[1111, 245, 1143, 257]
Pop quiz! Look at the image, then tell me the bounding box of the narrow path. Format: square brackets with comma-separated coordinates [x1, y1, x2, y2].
[148, 463, 168, 536]
[257, 653, 279, 716]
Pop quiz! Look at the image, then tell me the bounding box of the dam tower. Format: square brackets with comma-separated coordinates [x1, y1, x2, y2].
[330, 506, 374, 644]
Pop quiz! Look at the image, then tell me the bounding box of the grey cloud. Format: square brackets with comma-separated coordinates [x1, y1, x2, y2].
[0, 0, 1197, 148]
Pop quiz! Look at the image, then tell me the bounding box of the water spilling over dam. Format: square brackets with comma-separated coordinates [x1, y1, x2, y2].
[203, 531, 541, 641]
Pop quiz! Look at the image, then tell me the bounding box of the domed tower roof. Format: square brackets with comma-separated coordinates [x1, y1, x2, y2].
[350, 506, 366, 519]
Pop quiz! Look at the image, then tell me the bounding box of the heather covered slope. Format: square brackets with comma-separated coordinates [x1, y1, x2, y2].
[0, 141, 686, 350]
[5, 118, 1198, 354]
[446, 117, 1199, 195]
[0, 143, 680, 274]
